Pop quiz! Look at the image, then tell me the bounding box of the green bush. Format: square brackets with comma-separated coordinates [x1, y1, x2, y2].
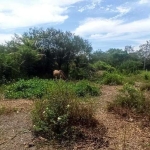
[91, 61, 116, 72]
[108, 84, 147, 114]
[5, 78, 49, 99]
[119, 60, 141, 74]
[102, 72, 124, 85]
[74, 80, 100, 97]
[32, 80, 97, 140]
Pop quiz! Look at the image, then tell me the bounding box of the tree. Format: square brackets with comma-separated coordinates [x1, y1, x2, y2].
[2, 28, 92, 78]
[34, 28, 92, 71]
[138, 41, 150, 70]
[106, 48, 129, 67]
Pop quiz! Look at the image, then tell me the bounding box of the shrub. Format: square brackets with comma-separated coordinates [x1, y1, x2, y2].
[74, 80, 100, 97]
[32, 80, 97, 141]
[102, 72, 124, 85]
[91, 61, 116, 72]
[108, 84, 147, 114]
[119, 60, 142, 74]
[5, 78, 48, 99]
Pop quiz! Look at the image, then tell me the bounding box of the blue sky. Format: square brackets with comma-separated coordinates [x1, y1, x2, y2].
[0, 0, 150, 51]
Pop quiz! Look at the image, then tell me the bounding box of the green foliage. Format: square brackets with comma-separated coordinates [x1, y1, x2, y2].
[32, 80, 97, 140]
[108, 84, 147, 113]
[4, 79, 100, 99]
[91, 61, 116, 72]
[119, 60, 142, 74]
[102, 72, 124, 85]
[74, 80, 100, 97]
[142, 71, 150, 80]
[5, 78, 48, 99]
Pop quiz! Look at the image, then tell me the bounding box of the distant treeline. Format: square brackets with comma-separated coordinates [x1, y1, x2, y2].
[0, 27, 150, 83]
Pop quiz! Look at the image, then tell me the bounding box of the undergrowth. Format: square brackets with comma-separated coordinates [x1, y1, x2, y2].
[4, 78, 100, 99]
[32, 80, 100, 142]
[102, 72, 124, 85]
[108, 83, 150, 116]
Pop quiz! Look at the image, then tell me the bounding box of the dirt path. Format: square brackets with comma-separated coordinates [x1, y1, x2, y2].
[0, 86, 150, 150]
[96, 85, 150, 150]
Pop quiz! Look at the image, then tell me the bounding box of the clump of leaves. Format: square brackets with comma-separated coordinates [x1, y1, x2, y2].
[74, 80, 100, 97]
[108, 84, 147, 114]
[102, 72, 124, 85]
[32, 80, 98, 141]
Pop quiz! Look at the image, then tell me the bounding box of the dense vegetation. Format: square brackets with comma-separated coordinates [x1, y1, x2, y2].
[0, 28, 150, 83]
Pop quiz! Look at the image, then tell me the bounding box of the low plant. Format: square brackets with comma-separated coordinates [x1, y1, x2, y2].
[74, 80, 100, 97]
[108, 83, 148, 114]
[102, 72, 124, 85]
[5, 78, 48, 99]
[32, 80, 97, 141]
[4, 79, 100, 99]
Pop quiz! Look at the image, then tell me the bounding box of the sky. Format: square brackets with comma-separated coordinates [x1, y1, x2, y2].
[0, 0, 150, 51]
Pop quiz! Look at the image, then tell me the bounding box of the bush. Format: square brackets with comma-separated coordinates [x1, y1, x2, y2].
[74, 80, 100, 97]
[91, 61, 116, 72]
[119, 60, 141, 74]
[5, 78, 48, 99]
[102, 72, 124, 85]
[108, 84, 147, 114]
[32, 80, 97, 141]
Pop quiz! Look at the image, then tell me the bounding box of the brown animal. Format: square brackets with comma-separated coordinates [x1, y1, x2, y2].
[53, 70, 66, 80]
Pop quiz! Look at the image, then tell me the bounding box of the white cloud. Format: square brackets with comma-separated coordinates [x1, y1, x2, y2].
[0, 0, 82, 29]
[74, 17, 150, 42]
[78, 0, 102, 12]
[139, 0, 150, 4]
[0, 34, 14, 44]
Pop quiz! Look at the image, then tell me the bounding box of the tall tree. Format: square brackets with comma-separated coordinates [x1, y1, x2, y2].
[138, 41, 150, 70]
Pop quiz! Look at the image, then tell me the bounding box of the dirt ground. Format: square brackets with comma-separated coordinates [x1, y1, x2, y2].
[0, 85, 150, 150]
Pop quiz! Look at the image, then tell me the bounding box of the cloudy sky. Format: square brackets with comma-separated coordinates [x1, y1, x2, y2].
[0, 0, 150, 51]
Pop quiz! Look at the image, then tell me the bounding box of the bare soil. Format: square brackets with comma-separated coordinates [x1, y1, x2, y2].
[0, 85, 150, 150]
